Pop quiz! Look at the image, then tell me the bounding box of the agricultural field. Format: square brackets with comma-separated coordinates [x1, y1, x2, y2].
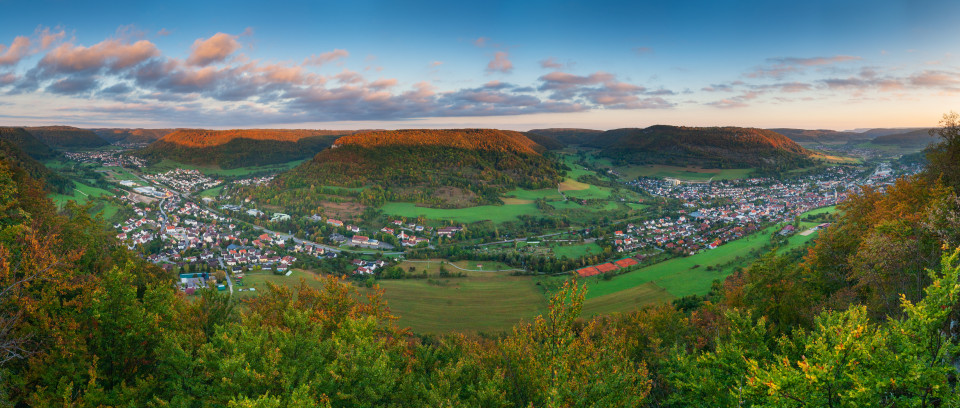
[362, 273, 548, 333]
[381, 201, 541, 223]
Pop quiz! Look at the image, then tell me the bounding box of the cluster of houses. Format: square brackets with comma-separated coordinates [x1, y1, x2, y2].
[351, 259, 387, 275]
[64, 150, 146, 167]
[143, 168, 222, 193]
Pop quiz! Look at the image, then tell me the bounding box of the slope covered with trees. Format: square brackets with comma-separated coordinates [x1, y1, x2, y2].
[770, 128, 869, 143]
[92, 128, 177, 144]
[136, 129, 350, 168]
[24, 126, 109, 149]
[526, 128, 604, 146]
[267, 129, 563, 207]
[0, 139, 70, 193]
[588, 125, 816, 170]
[0, 127, 57, 160]
[870, 128, 937, 148]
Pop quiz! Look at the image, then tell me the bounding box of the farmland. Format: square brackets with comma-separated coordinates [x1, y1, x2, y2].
[381, 201, 541, 223]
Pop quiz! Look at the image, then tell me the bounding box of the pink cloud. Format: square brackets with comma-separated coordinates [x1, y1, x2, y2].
[486, 51, 513, 74]
[303, 49, 349, 66]
[41, 38, 160, 71]
[474, 37, 488, 47]
[539, 57, 563, 69]
[187, 32, 241, 66]
[0, 36, 31, 66]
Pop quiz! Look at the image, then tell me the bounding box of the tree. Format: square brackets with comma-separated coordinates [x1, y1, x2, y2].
[926, 111, 960, 192]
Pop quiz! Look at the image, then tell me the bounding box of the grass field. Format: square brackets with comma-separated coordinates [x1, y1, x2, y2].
[504, 188, 563, 201]
[578, 223, 818, 301]
[233, 269, 326, 298]
[144, 158, 305, 177]
[49, 181, 114, 207]
[617, 165, 755, 181]
[381, 201, 541, 223]
[550, 242, 603, 258]
[199, 185, 224, 198]
[102, 166, 140, 182]
[364, 274, 548, 333]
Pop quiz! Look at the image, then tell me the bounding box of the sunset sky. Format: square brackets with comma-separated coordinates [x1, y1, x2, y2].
[0, 0, 958, 130]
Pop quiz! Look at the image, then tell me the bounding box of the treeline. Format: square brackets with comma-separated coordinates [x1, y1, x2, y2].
[1, 113, 960, 406]
[137, 134, 342, 169]
[23, 126, 109, 149]
[587, 125, 816, 171]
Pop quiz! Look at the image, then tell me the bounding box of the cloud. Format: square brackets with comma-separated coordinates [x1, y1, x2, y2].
[486, 51, 513, 74]
[473, 37, 488, 47]
[909, 70, 960, 91]
[1, 25, 678, 125]
[187, 32, 241, 66]
[633, 47, 652, 55]
[303, 49, 349, 66]
[747, 55, 861, 79]
[706, 98, 749, 109]
[37, 27, 66, 50]
[429, 61, 443, 67]
[539, 57, 563, 69]
[157, 28, 172, 36]
[0, 36, 31, 66]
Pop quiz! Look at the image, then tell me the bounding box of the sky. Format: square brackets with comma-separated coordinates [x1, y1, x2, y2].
[0, 0, 958, 130]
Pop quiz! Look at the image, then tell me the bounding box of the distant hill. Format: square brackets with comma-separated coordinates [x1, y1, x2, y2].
[271, 129, 562, 207]
[586, 126, 815, 170]
[870, 129, 936, 148]
[853, 128, 928, 138]
[0, 127, 57, 160]
[522, 132, 564, 151]
[136, 129, 352, 169]
[92, 128, 177, 145]
[24, 126, 110, 149]
[0, 139, 71, 193]
[526, 128, 604, 146]
[769, 128, 869, 143]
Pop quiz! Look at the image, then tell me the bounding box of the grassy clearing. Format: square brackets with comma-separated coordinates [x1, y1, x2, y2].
[102, 166, 139, 181]
[233, 269, 325, 298]
[617, 165, 755, 181]
[504, 188, 563, 201]
[502, 198, 534, 205]
[558, 178, 590, 191]
[144, 158, 305, 177]
[365, 276, 548, 333]
[550, 242, 603, 259]
[49, 181, 113, 207]
[562, 182, 613, 199]
[199, 185, 224, 198]
[581, 282, 673, 317]
[381, 201, 541, 223]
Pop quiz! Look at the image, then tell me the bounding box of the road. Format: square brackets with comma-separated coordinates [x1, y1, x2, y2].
[218, 258, 234, 296]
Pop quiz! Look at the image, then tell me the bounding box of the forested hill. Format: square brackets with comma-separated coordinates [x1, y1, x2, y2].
[136, 129, 351, 168]
[24, 126, 110, 149]
[0, 139, 71, 193]
[526, 128, 604, 146]
[269, 129, 563, 206]
[870, 128, 936, 147]
[769, 128, 868, 143]
[92, 128, 178, 144]
[587, 125, 815, 170]
[0, 127, 57, 160]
